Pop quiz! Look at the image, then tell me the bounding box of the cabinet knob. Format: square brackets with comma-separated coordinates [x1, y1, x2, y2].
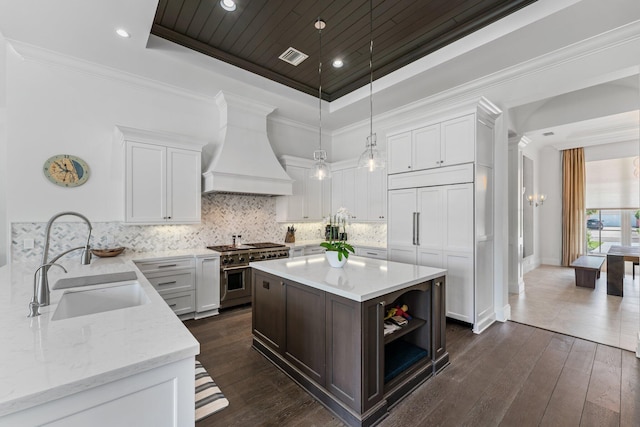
[280, 281, 285, 286]
[407, 166, 411, 169]
[436, 281, 441, 287]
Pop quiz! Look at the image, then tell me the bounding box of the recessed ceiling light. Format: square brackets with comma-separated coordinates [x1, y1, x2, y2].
[115, 28, 130, 38]
[332, 59, 344, 68]
[220, 0, 236, 11]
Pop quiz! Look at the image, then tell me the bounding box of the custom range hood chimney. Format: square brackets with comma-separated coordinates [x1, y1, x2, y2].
[202, 91, 293, 196]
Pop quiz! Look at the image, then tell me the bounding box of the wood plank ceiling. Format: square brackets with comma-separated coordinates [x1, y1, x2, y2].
[152, 0, 537, 101]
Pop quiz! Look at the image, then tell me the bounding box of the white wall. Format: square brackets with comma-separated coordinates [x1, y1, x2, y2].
[521, 143, 542, 272]
[538, 146, 562, 265]
[4, 46, 318, 225]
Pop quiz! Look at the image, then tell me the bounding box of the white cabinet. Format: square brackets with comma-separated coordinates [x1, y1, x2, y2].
[304, 245, 325, 256]
[115, 126, 205, 225]
[276, 156, 330, 222]
[355, 247, 387, 260]
[331, 161, 386, 222]
[135, 257, 196, 318]
[195, 255, 220, 318]
[387, 99, 500, 333]
[388, 114, 475, 174]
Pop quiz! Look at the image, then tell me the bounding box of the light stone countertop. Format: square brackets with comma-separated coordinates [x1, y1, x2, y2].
[250, 255, 446, 302]
[0, 249, 218, 417]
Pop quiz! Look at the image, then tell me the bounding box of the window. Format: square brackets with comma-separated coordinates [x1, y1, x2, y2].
[585, 156, 639, 253]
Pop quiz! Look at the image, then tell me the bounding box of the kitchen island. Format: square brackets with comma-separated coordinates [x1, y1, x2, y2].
[250, 255, 448, 427]
[0, 249, 215, 426]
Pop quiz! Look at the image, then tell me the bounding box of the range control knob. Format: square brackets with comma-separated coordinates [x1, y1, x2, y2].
[227, 258, 234, 264]
[260, 254, 266, 260]
[222, 258, 229, 264]
[238, 257, 245, 262]
[249, 255, 255, 261]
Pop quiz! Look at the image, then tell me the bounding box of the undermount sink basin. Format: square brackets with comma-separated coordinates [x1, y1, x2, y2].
[52, 271, 138, 290]
[52, 281, 150, 321]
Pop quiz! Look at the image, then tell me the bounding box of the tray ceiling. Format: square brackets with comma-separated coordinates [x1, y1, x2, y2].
[152, 0, 537, 101]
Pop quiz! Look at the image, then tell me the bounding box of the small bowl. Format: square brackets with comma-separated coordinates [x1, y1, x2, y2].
[91, 247, 126, 258]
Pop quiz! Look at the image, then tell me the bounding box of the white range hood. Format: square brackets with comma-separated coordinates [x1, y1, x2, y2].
[202, 91, 293, 196]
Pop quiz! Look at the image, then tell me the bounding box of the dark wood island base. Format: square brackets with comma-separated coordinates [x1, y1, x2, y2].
[251, 270, 449, 427]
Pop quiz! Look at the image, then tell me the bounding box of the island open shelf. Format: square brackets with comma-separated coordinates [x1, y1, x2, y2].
[250, 255, 448, 427]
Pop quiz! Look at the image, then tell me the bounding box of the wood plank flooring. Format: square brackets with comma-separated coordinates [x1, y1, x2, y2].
[186, 306, 640, 426]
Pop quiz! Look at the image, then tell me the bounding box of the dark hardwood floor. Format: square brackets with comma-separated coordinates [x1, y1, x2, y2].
[185, 306, 640, 427]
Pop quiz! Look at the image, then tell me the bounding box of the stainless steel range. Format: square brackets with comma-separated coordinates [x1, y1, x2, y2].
[207, 242, 290, 309]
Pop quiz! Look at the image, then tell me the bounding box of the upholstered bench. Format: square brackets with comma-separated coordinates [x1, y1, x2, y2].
[570, 255, 605, 288]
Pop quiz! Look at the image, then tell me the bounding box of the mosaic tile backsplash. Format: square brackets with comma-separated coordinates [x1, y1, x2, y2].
[11, 193, 387, 263]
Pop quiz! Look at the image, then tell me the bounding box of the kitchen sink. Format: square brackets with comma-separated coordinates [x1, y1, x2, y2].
[52, 271, 138, 290]
[52, 281, 150, 321]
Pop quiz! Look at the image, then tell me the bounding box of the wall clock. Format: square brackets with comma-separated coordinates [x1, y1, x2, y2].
[43, 154, 90, 187]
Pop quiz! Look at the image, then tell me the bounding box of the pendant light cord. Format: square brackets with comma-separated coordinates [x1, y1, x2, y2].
[369, 0, 374, 152]
[318, 18, 323, 153]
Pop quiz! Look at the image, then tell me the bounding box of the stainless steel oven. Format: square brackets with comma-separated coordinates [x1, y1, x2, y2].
[207, 242, 290, 309]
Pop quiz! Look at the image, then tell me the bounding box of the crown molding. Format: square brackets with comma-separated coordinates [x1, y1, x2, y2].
[7, 39, 216, 104]
[332, 19, 640, 137]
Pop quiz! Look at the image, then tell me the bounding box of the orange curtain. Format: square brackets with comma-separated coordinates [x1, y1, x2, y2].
[562, 148, 586, 266]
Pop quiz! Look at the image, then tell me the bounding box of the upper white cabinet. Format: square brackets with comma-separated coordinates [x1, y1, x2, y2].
[276, 156, 330, 222]
[386, 98, 501, 334]
[331, 160, 386, 222]
[388, 114, 475, 174]
[115, 126, 206, 224]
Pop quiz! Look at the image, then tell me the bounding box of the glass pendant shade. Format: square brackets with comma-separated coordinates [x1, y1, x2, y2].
[357, 134, 385, 171]
[311, 149, 331, 180]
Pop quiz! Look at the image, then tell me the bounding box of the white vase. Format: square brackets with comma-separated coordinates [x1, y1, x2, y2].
[325, 251, 347, 268]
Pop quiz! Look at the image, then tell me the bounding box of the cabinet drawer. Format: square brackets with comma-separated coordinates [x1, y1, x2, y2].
[304, 246, 325, 256]
[356, 248, 388, 260]
[145, 269, 195, 295]
[134, 257, 195, 273]
[163, 291, 195, 316]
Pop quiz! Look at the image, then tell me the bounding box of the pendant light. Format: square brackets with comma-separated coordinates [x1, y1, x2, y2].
[310, 18, 331, 181]
[357, 0, 385, 172]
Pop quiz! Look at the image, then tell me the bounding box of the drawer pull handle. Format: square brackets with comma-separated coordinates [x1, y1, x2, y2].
[263, 281, 270, 290]
[169, 303, 177, 308]
[158, 264, 178, 268]
[158, 281, 177, 286]
[366, 252, 376, 255]
[436, 281, 441, 287]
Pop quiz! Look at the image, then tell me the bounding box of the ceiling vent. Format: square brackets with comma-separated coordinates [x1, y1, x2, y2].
[278, 47, 308, 66]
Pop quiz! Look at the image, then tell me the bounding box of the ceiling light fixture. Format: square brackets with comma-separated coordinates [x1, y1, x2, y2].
[115, 28, 130, 38]
[220, 0, 237, 12]
[332, 59, 344, 68]
[357, 0, 385, 172]
[310, 18, 330, 181]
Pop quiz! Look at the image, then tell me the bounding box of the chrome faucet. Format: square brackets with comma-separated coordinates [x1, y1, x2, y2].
[27, 211, 93, 317]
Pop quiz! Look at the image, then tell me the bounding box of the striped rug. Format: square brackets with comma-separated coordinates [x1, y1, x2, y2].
[195, 360, 229, 422]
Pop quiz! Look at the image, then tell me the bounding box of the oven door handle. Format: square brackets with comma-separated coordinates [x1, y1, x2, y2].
[222, 265, 250, 272]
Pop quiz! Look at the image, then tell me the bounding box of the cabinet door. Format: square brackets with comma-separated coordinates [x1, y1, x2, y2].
[305, 172, 323, 220]
[368, 168, 387, 220]
[167, 148, 201, 223]
[417, 187, 443, 250]
[195, 257, 220, 313]
[387, 131, 412, 174]
[388, 246, 417, 264]
[252, 271, 285, 352]
[331, 169, 344, 215]
[418, 248, 442, 268]
[354, 168, 369, 221]
[388, 189, 417, 248]
[441, 114, 475, 167]
[285, 280, 326, 385]
[443, 184, 474, 252]
[341, 168, 358, 219]
[443, 251, 474, 323]
[126, 142, 166, 223]
[285, 165, 306, 221]
[413, 124, 441, 171]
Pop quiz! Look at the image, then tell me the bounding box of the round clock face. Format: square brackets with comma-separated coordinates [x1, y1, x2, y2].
[43, 154, 90, 187]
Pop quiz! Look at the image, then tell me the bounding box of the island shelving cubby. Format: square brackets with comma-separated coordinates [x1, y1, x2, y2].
[250, 256, 448, 427]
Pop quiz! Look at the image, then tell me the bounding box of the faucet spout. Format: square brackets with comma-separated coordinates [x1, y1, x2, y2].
[32, 212, 93, 310]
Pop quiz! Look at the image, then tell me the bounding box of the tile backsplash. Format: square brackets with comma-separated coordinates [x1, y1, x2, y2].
[11, 193, 386, 263]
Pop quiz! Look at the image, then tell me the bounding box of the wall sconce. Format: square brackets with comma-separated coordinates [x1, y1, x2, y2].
[527, 194, 546, 207]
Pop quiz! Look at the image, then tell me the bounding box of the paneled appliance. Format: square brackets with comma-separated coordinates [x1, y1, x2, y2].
[207, 242, 290, 309]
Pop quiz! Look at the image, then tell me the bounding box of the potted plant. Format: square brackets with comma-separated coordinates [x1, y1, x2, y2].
[320, 240, 355, 268]
[635, 210, 640, 228]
